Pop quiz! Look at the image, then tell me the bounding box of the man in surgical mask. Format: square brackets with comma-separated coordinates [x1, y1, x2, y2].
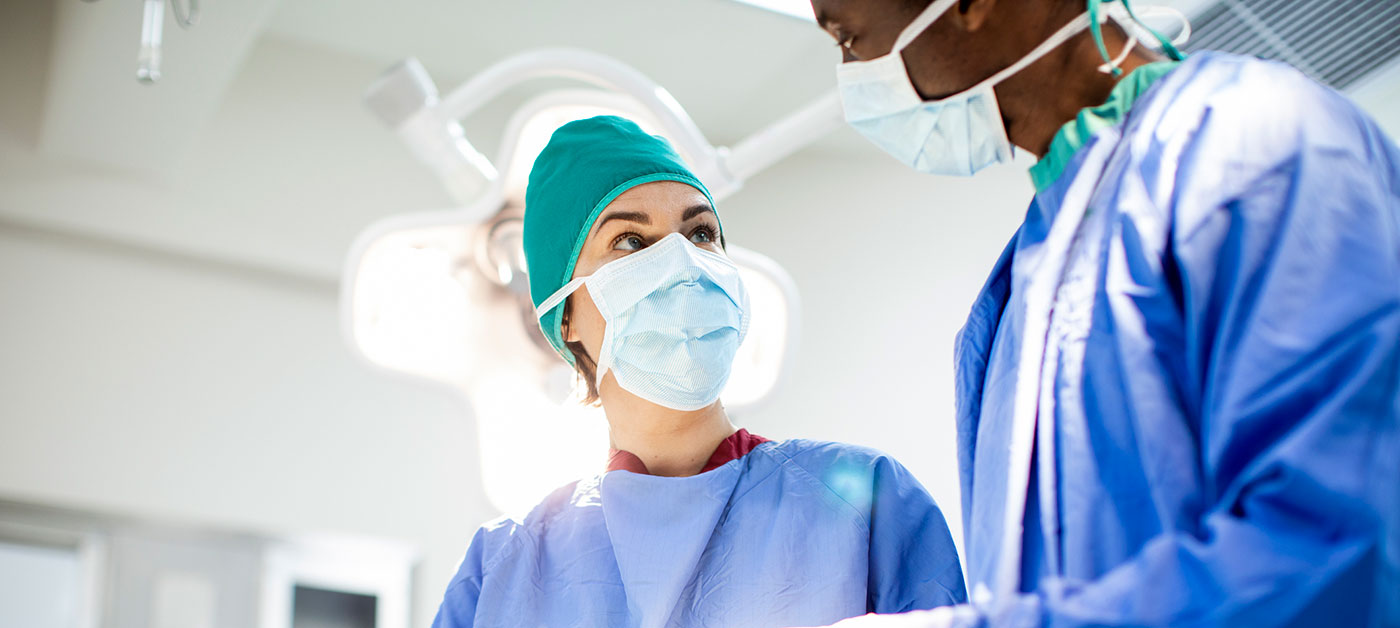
[801, 0, 1400, 626]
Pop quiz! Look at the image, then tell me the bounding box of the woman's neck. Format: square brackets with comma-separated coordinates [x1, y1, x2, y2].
[599, 374, 736, 477]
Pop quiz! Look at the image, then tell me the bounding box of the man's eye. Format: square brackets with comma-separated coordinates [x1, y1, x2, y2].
[613, 234, 646, 251]
[834, 34, 860, 62]
[835, 31, 855, 51]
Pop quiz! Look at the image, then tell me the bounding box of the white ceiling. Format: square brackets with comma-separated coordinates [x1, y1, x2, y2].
[0, 0, 1253, 177]
[13, 0, 856, 178]
[16, 0, 1243, 177]
[36, 0, 283, 172]
[261, 0, 841, 147]
[0, 0, 869, 283]
[4, 0, 1396, 285]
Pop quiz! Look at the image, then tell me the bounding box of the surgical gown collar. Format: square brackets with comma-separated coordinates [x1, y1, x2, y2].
[1029, 60, 1181, 193]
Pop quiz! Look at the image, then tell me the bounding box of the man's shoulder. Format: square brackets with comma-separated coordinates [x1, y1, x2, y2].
[1142, 52, 1372, 163]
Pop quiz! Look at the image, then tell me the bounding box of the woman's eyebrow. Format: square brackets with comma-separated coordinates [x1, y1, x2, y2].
[682, 204, 715, 221]
[594, 211, 651, 231]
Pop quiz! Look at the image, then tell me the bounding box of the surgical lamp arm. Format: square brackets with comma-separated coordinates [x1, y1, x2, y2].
[721, 91, 843, 190]
[438, 49, 718, 176]
[435, 48, 844, 201]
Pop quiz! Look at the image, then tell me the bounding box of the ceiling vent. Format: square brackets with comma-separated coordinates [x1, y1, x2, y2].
[1184, 0, 1400, 90]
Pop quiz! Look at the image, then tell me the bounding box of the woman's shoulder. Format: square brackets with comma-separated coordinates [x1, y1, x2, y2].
[759, 440, 950, 542]
[761, 438, 902, 469]
[756, 439, 924, 510]
[457, 476, 603, 571]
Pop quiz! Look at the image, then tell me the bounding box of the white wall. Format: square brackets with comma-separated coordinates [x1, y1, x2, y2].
[0, 224, 489, 623]
[0, 25, 501, 622]
[0, 540, 82, 628]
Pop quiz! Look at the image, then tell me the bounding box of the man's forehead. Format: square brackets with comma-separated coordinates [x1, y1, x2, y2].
[814, 0, 904, 30]
[810, 0, 847, 29]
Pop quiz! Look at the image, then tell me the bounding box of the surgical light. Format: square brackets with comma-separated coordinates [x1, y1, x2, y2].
[349, 227, 481, 387]
[724, 250, 800, 411]
[365, 59, 498, 206]
[346, 49, 840, 514]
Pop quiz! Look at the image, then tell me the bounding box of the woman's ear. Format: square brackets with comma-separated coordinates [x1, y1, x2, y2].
[561, 301, 578, 343]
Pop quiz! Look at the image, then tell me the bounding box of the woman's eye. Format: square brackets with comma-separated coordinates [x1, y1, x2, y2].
[613, 234, 646, 251]
[690, 227, 715, 244]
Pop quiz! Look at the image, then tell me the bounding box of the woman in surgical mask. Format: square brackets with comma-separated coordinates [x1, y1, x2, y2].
[430, 115, 967, 628]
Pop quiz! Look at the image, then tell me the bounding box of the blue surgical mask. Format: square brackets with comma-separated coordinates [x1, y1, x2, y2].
[835, 0, 1127, 176]
[536, 233, 750, 411]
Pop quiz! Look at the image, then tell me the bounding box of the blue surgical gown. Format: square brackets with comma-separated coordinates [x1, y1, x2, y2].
[432, 439, 967, 627]
[955, 51, 1400, 626]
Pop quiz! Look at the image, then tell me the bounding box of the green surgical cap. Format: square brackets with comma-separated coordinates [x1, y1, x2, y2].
[523, 115, 719, 365]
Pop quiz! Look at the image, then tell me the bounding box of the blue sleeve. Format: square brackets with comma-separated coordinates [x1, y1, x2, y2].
[1001, 64, 1400, 627]
[430, 527, 490, 628]
[867, 454, 969, 614]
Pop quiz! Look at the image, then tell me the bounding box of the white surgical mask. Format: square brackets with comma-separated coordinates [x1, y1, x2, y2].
[536, 232, 750, 411]
[836, 0, 1119, 176]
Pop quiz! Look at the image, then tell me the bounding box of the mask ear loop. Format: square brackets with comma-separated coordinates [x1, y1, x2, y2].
[1120, 1, 1188, 60]
[893, 0, 961, 52]
[542, 233, 693, 393]
[535, 276, 587, 322]
[537, 275, 616, 393]
[1087, 0, 1117, 75]
[1088, 0, 1190, 76]
[1097, 17, 1140, 74]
